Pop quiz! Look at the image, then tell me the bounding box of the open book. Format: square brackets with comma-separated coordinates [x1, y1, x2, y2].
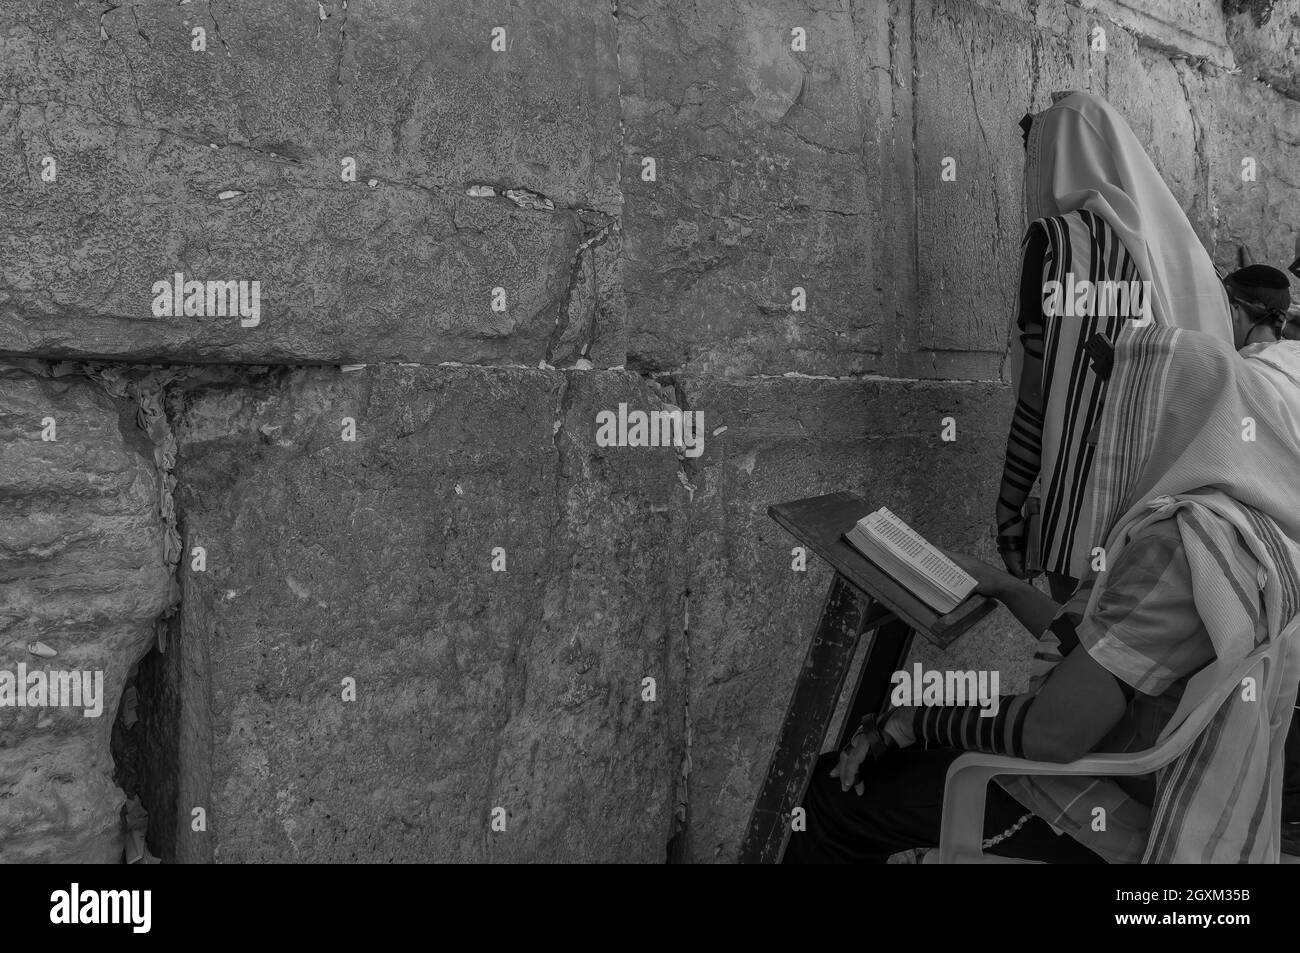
[843, 507, 977, 614]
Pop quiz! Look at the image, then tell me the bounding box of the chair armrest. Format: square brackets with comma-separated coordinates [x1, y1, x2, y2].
[937, 646, 1273, 863]
[937, 753, 1162, 864]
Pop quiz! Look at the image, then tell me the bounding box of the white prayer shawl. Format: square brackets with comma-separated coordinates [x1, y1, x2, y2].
[1009, 92, 1233, 401]
[1084, 325, 1300, 862]
[1023, 91, 1232, 341]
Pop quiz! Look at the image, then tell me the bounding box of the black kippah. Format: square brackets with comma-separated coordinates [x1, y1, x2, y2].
[1228, 264, 1292, 290]
[1227, 264, 1292, 314]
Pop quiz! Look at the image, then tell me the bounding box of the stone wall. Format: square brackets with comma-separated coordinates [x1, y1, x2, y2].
[1, 0, 1296, 863]
[0, 365, 171, 862]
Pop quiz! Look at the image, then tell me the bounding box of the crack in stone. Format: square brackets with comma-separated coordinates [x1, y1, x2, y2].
[612, 0, 627, 234]
[461, 180, 625, 368]
[464, 181, 616, 219]
[98, 2, 120, 42]
[204, 0, 231, 57]
[42, 362, 188, 656]
[779, 66, 808, 126]
[907, 0, 922, 374]
[545, 217, 617, 367]
[130, 5, 150, 44]
[550, 371, 576, 500]
[663, 369, 694, 861]
[0, 96, 308, 167]
[668, 584, 692, 861]
[334, 0, 350, 113]
[958, 31, 1004, 246]
[1173, 58, 1214, 247]
[779, 123, 857, 156]
[98, 5, 145, 120]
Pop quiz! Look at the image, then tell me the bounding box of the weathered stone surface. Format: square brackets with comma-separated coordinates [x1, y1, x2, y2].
[619, 0, 1297, 381]
[0, 365, 170, 863]
[3, 0, 1292, 379]
[909, 0, 1223, 366]
[1079, 0, 1233, 61]
[910, 0, 1050, 365]
[1224, 0, 1300, 100]
[1092, 49, 1205, 222]
[0, 0, 622, 366]
[6, 0, 1298, 867]
[149, 365, 686, 862]
[962, 0, 1235, 60]
[675, 372, 1024, 861]
[1198, 66, 1300, 274]
[619, 0, 886, 378]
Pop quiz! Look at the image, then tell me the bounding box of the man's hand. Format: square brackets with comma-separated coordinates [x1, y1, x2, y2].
[829, 710, 917, 795]
[829, 734, 870, 796]
[880, 708, 916, 749]
[942, 549, 1010, 597]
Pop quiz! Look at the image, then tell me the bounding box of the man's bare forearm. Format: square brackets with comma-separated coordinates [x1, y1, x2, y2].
[990, 573, 1061, 638]
[942, 549, 1065, 639]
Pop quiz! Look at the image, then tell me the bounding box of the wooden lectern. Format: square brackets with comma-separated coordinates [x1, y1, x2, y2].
[738, 491, 996, 864]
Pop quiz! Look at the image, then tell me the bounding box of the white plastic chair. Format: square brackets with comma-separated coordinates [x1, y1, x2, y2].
[929, 627, 1296, 863]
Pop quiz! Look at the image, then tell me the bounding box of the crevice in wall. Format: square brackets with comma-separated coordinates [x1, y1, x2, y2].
[204, 0, 231, 57]
[665, 585, 692, 864]
[334, 0, 350, 111]
[1223, 0, 1280, 28]
[658, 370, 696, 863]
[547, 214, 619, 368]
[1172, 57, 1217, 251]
[109, 651, 163, 864]
[549, 370, 577, 532]
[77, 362, 182, 863]
[1, 357, 186, 863]
[14, 359, 326, 863]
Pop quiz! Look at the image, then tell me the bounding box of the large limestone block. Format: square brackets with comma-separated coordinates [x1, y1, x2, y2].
[619, 0, 886, 377]
[1198, 70, 1300, 273]
[0, 366, 170, 863]
[910, 0, 1049, 362]
[0, 0, 622, 366]
[617, 0, 1230, 381]
[150, 365, 686, 862]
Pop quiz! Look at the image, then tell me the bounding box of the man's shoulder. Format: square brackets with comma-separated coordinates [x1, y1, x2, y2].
[1128, 516, 1184, 543]
[1108, 516, 1188, 579]
[1121, 506, 1260, 565]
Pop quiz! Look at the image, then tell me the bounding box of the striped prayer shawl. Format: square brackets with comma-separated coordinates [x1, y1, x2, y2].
[1033, 210, 1143, 578]
[1083, 325, 1300, 862]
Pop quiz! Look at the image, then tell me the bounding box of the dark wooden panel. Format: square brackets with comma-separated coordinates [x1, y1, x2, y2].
[737, 576, 875, 864]
[835, 617, 916, 751]
[768, 491, 995, 647]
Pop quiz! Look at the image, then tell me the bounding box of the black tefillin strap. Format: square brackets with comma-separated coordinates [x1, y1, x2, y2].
[1084, 333, 1114, 380]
